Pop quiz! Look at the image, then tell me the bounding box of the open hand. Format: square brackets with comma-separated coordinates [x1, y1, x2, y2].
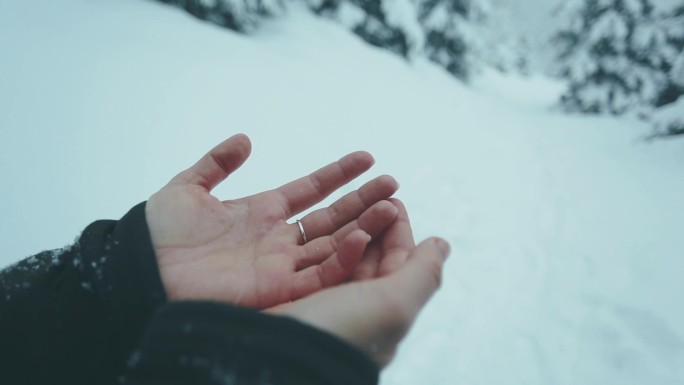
[146, 134, 399, 309]
[268, 200, 450, 367]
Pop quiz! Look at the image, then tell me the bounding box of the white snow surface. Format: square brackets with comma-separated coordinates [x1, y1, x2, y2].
[1, 0, 684, 384]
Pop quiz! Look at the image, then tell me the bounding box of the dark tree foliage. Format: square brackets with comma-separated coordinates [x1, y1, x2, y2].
[151, 0, 479, 81]
[419, 0, 471, 79]
[155, 0, 283, 32]
[352, 0, 412, 57]
[664, 121, 684, 136]
[554, 0, 684, 116]
[307, 0, 412, 57]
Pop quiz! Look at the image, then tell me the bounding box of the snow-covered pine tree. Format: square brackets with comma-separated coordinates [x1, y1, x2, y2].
[419, 0, 526, 79]
[417, 0, 472, 78]
[652, 34, 684, 137]
[155, 0, 284, 32]
[305, 0, 424, 58]
[308, 0, 499, 80]
[650, 2, 684, 107]
[553, 0, 684, 116]
[151, 0, 513, 81]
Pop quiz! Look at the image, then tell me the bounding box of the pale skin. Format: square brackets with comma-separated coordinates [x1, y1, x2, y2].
[146, 133, 450, 368]
[270, 199, 450, 367]
[146, 133, 400, 309]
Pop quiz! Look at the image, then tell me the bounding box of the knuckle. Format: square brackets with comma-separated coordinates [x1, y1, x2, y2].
[338, 160, 354, 180]
[309, 174, 326, 197]
[326, 204, 342, 227]
[316, 265, 329, 287]
[328, 235, 340, 251]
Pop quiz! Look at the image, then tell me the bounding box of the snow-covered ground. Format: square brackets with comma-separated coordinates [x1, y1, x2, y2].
[1, 0, 683, 384]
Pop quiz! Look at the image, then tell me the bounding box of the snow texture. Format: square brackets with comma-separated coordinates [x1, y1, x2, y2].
[145, 0, 682, 128]
[152, 0, 511, 80]
[1, 0, 683, 384]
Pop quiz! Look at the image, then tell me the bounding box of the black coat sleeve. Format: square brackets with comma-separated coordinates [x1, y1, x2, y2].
[0, 202, 379, 385]
[123, 302, 379, 385]
[0, 202, 167, 385]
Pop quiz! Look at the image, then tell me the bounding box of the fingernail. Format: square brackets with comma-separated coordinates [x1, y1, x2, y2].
[434, 238, 450, 257]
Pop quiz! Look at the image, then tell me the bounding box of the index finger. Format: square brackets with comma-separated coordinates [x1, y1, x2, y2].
[275, 151, 375, 218]
[169, 133, 252, 191]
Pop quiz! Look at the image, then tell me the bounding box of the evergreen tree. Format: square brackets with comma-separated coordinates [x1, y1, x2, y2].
[418, 0, 472, 78]
[306, 0, 425, 58]
[418, 0, 525, 79]
[153, 0, 499, 81]
[310, 0, 494, 80]
[156, 0, 284, 32]
[553, 0, 684, 116]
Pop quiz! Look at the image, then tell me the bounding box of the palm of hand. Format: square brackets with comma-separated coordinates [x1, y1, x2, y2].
[150, 186, 303, 308]
[268, 199, 449, 367]
[147, 134, 398, 309]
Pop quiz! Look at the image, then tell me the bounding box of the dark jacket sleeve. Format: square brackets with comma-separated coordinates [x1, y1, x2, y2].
[0, 202, 379, 385]
[0, 202, 167, 385]
[123, 302, 379, 385]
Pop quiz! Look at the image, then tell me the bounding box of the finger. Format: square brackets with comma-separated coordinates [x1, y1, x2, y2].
[350, 240, 382, 281]
[169, 133, 252, 191]
[351, 199, 413, 281]
[276, 151, 375, 218]
[290, 230, 371, 300]
[377, 198, 415, 276]
[295, 175, 398, 242]
[389, 237, 450, 313]
[295, 200, 398, 270]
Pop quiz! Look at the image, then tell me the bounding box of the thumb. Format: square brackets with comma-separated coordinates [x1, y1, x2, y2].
[170, 133, 252, 191]
[390, 237, 450, 314]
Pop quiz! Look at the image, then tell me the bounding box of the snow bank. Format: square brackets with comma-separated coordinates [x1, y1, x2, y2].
[1, 0, 683, 384]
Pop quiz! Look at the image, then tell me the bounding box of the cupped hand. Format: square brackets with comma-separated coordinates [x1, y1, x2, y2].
[146, 134, 399, 309]
[268, 200, 450, 367]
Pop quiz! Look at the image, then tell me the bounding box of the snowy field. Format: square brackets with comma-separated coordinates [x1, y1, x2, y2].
[2, 0, 684, 384]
